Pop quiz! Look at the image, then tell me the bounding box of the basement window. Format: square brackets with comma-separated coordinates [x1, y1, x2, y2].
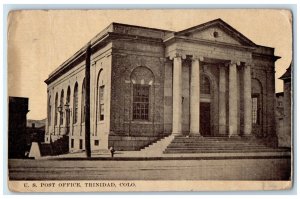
[71, 139, 74, 148]
[79, 139, 83, 150]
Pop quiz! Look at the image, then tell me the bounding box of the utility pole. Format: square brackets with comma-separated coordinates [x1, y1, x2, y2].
[85, 42, 91, 158]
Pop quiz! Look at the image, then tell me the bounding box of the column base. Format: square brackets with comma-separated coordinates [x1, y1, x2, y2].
[241, 134, 255, 140]
[172, 132, 182, 136]
[242, 134, 253, 137]
[228, 134, 241, 138]
[188, 133, 202, 137]
[218, 125, 227, 135]
[214, 134, 228, 137]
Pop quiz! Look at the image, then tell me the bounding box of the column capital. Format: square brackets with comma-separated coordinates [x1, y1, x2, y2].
[192, 55, 204, 61]
[169, 51, 187, 60]
[244, 62, 253, 67]
[230, 60, 241, 66]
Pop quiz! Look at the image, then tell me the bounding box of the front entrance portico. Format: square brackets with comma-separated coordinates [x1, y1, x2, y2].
[168, 53, 253, 138]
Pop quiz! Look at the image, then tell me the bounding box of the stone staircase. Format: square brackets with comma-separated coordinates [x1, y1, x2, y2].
[139, 134, 175, 156]
[164, 136, 290, 154]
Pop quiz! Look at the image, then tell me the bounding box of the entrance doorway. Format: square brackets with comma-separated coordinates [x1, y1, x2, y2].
[200, 102, 211, 136]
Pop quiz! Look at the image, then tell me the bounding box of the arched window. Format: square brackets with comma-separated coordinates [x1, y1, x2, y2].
[48, 95, 51, 126]
[200, 75, 211, 94]
[73, 82, 78, 124]
[66, 87, 71, 105]
[55, 93, 58, 126]
[66, 87, 71, 129]
[130, 66, 154, 120]
[60, 90, 64, 125]
[97, 70, 105, 121]
[81, 78, 86, 123]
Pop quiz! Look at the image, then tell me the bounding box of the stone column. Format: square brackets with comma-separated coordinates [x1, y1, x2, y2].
[229, 62, 238, 137]
[219, 65, 226, 135]
[190, 57, 200, 136]
[243, 64, 252, 136]
[172, 55, 183, 135]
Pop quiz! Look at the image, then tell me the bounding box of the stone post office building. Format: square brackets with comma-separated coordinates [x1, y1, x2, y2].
[44, 19, 280, 152]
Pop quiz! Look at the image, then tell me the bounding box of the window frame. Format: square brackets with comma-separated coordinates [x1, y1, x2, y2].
[60, 90, 64, 125]
[55, 93, 58, 126]
[79, 139, 83, 150]
[200, 75, 211, 95]
[81, 79, 86, 124]
[251, 94, 260, 125]
[71, 139, 74, 148]
[73, 83, 78, 124]
[48, 95, 51, 126]
[98, 85, 105, 121]
[132, 84, 150, 121]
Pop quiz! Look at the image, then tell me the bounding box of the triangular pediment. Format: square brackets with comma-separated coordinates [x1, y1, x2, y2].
[175, 19, 256, 47]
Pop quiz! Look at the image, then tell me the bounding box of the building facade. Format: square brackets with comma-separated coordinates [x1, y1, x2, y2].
[44, 19, 280, 152]
[9, 97, 29, 158]
[275, 92, 284, 145]
[278, 64, 292, 148]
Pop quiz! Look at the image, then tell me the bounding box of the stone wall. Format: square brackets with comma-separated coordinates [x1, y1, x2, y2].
[282, 81, 291, 147]
[45, 43, 113, 152]
[109, 39, 165, 147]
[252, 53, 276, 145]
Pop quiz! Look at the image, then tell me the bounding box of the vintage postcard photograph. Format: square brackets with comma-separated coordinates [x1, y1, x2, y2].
[7, 9, 293, 192]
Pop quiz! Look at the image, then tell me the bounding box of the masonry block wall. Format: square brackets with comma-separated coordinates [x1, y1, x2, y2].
[252, 46, 276, 145]
[109, 39, 166, 150]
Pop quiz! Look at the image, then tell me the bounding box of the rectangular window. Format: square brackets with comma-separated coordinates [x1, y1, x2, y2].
[71, 139, 74, 148]
[252, 97, 258, 124]
[99, 86, 105, 121]
[79, 139, 83, 149]
[94, 140, 99, 146]
[133, 84, 150, 120]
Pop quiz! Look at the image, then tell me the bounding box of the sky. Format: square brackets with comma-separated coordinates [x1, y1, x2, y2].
[7, 9, 292, 120]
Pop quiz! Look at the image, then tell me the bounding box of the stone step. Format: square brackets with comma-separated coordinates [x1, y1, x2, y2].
[172, 142, 264, 146]
[174, 136, 248, 139]
[169, 142, 268, 144]
[163, 136, 283, 154]
[171, 140, 265, 144]
[172, 139, 264, 142]
[164, 148, 289, 153]
[167, 145, 270, 149]
[173, 138, 260, 142]
[139, 135, 175, 155]
[168, 144, 270, 149]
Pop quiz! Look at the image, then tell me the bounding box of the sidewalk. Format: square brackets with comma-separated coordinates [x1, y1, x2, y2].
[40, 149, 291, 161]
